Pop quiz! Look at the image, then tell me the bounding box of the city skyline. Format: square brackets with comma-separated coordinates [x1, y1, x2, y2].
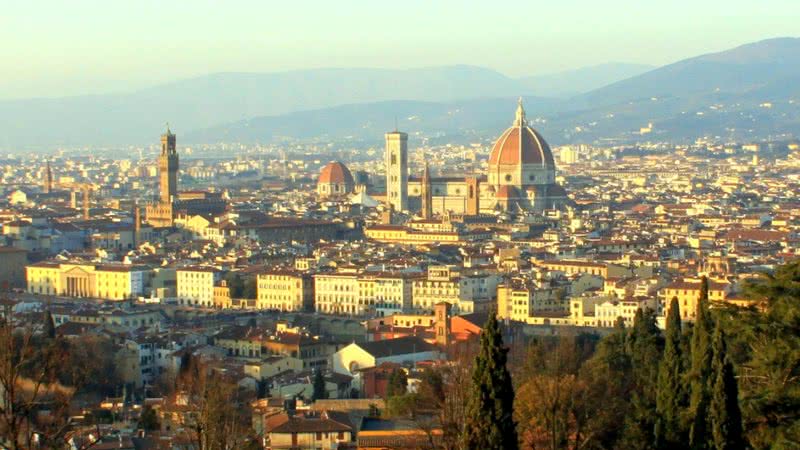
[0, 4, 797, 449]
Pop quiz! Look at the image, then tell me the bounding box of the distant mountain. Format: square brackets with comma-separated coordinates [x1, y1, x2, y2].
[518, 63, 655, 97]
[0, 66, 530, 148]
[191, 38, 800, 145]
[2, 37, 800, 149]
[185, 96, 564, 145]
[580, 38, 800, 107]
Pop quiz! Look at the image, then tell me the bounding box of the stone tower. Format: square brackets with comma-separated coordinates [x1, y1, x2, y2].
[434, 302, 451, 348]
[159, 125, 178, 204]
[385, 130, 408, 211]
[43, 161, 53, 194]
[421, 162, 432, 220]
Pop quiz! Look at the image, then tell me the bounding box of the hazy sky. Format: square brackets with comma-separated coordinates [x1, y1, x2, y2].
[1, 0, 797, 99]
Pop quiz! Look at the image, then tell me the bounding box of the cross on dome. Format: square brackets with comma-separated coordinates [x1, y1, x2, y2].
[514, 97, 526, 126]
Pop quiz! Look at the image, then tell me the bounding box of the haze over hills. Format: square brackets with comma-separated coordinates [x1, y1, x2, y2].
[0, 63, 661, 149]
[579, 37, 800, 107]
[0, 66, 529, 148]
[190, 38, 800, 145]
[184, 97, 564, 145]
[1, 37, 799, 149]
[518, 63, 655, 97]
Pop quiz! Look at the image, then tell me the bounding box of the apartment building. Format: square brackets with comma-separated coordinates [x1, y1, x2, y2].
[257, 270, 314, 312]
[176, 266, 221, 307]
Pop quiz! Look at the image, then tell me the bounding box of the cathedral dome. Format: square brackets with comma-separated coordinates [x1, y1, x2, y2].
[488, 99, 555, 168]
[318, 161, 354, 185]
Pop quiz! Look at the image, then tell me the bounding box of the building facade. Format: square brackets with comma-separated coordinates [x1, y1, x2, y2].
[176, 266, 221, 307]
[26, 261, 148, 300]
[257, 270, 314, 312]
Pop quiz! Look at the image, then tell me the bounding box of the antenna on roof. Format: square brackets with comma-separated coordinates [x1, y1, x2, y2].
[394, 116, 398, 132]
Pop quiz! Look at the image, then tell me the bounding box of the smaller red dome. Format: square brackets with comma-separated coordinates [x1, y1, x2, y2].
[318, 161, 354, 185]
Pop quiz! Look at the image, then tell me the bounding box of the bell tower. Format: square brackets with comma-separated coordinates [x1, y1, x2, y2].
[159, 124, 178, 204]
[385, 130, 408, 211]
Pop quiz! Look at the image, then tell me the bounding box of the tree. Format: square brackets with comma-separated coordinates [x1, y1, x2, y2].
[225, 273, 245, 298]
[690, 276, 715, 450]
[386, 368, 408, 398]
[656, 297, 689, 447]
[256, 378, 270, 399]
[718, 261, 800, 448]
[138, 405, 160, 431]
[176, 360, 251, 450]
[709, 327, 745, 450]
[43, 310, 56, 339]
[576, 321, 633, 449]
[242, 278, 257, 300]
[618, 308, 663, 450]
[0, 303, 101, 449]
[463, 313, 518, 450]
[312, 368, 328, 401]
[515, 336, 596, 450]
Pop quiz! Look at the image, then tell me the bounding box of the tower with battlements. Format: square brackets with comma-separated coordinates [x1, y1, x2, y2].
[159, 125, 178, 204]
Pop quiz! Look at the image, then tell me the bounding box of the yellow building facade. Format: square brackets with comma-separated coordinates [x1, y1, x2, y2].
[26, 261, 148, 300]
[257, 270, 314, 312]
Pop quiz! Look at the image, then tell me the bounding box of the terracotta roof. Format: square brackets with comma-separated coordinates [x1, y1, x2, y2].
[268, 410, 352, 434]
[488, 103, 555, 167]
[318, 161, 355, 185]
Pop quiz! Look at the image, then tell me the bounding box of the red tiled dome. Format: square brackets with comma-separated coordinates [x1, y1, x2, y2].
[488, 100, 555, 167]
[318, 161, 354, 185]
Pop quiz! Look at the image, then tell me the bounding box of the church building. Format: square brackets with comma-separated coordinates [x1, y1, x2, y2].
[400, 99, 567, 215]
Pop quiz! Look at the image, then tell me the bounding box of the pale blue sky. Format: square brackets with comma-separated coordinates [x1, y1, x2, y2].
[1, 0, 797, 99]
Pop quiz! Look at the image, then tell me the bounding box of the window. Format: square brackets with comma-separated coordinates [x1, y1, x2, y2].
[505, 174, 512, 182]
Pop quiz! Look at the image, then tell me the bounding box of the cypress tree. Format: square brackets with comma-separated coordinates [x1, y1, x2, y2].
[463, 312, 518, 450]
[619, 308, 662, 449]
[709, 327, 745, 450]
[689, 277, 714, 450]
[312, 368, 328, 401]
[386, 368, 408, 398]
[43, 310, 56, 339]
[656, 297, 689, 448]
